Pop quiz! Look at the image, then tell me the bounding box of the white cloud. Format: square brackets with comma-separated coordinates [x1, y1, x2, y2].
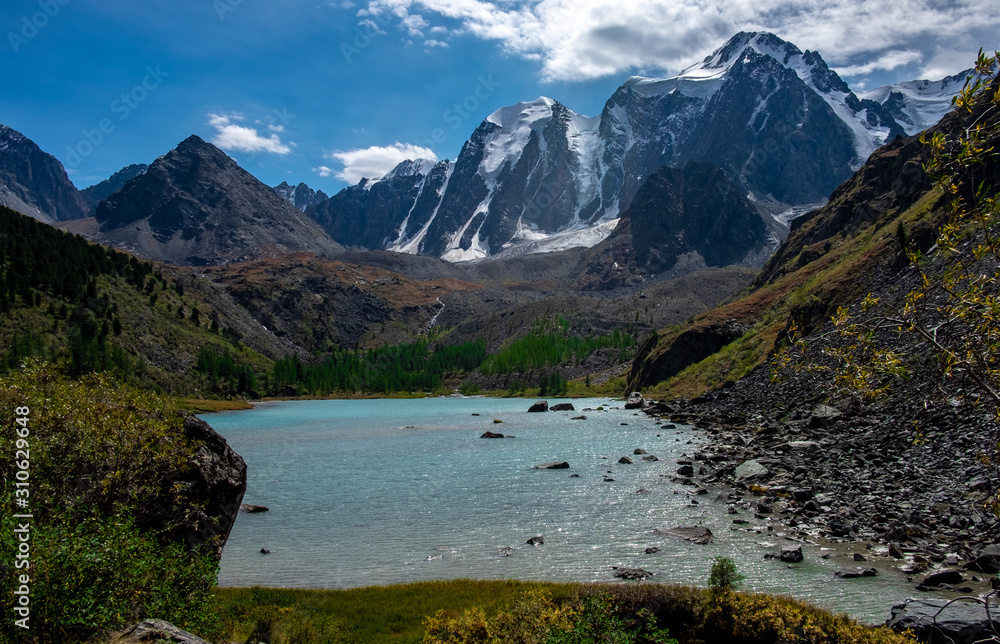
[363, 0, 1000, 82]
[424, 38, 449, 48]
[207, 113, 292, 155]
[328, 142, 438, 184]
[314, 165, 335, 177]
[834, 49, 924, 77]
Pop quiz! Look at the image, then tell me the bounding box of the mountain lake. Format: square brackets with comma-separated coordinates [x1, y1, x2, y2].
[208, 396, 931, 624]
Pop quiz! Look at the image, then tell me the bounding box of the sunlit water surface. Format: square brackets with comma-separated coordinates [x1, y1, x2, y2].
[208, 397, 917, 624]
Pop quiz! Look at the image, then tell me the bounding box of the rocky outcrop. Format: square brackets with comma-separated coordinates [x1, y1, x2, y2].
[112, 619, 211, 644]
[0, 124, 87, 223]
[887, 598, 1000, 644]
[628, 319, 748, 392]
[80, 163, 148, 214]
[157, 413, 246, 559]
[630, 163, 773, 271]
[528, 401, 549, 412]
[273, 181, 329, 212]
[94, 135, 343, 266]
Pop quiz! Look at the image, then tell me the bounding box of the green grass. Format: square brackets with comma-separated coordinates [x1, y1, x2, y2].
[209, 580, 579, 644]
[205, 580, 916, 644]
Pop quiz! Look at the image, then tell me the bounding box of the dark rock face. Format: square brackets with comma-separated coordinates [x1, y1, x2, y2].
[273, 181, 329, 212]
[528, 400, 549, 412]
[113, 618, 211, 644]
[80, 163, 148, 214]
[550, 402, 575, 411]
[526, 535, 545, 545]
[480, 431, 506, 438]
[0, 124, 87, 223]
[628, 319, 748, 392]
[307, 160, 444, 251]
[94, 135, 343, 265]
[158, 413, 247, 559]
[625, 163, 774, 273]
[887, 598, 1000, 644]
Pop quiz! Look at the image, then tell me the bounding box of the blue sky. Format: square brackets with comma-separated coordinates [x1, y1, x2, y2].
[1, 0, 997, 192]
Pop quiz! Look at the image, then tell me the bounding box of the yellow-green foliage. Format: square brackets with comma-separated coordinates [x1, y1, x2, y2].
[422, 589, 580, 644]
[0, 362, 219, 643]
[210, 580, 580, 644]
[208, 581, 915, 644]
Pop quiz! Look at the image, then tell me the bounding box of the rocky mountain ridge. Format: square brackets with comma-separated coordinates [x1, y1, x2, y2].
[92, 135, 344, 266]
[306, 32, 969, 263]
[0, 123, 87, 223]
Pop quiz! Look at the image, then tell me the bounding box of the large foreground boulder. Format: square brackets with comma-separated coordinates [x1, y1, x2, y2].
[887, 598, 1000, 643]
[161, 413, 247, 559]
[112, 619, 211, 643]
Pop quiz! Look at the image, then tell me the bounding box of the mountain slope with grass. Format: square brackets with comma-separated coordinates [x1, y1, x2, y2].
[624, 62, 1000, 567]
[627, 70, 992, 398]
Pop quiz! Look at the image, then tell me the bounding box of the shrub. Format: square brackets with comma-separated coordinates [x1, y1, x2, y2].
[0, 362, 220, 642]
[708, 557, 745, 593]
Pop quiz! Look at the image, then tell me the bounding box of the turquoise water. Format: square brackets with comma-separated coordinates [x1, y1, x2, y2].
[207, 397, 918, 623]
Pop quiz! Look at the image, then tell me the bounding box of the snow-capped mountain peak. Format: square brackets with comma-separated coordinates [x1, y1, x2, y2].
[860, 68, 976, 135]
[305, 32, 969, 263]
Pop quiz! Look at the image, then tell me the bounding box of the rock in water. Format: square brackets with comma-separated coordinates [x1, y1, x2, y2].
[527, 535, 545, 545]
[618, 456, 634, 464]
[480, 431, 506, 438]
[654, 525, 713, 544]
[834, 568, 877, 578]
[550, 403, 575, 411]
[240, 503, 269, 513]
[887, 598, 1000, 644]
[113, 619, 211, 644]
[614, 566, 653, 579]
[919, 569, 965, 587]
[528, 401, 549, 412]
[780, 546, 804, 563]
[534, 461, 570, 469]
[624, 392, 645, 409]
